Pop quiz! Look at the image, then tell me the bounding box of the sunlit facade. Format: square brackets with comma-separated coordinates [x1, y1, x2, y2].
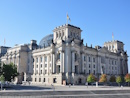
[0, 24, 128, 85]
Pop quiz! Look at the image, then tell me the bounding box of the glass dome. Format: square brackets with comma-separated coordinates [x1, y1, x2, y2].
[39, 34, 53, 48]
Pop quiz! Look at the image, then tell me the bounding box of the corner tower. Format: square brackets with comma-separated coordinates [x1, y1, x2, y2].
[53, 24, 82, 44]
[104, 40, 124, 53]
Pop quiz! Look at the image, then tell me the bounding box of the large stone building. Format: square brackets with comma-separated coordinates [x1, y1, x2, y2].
[0, 24, 128, 85]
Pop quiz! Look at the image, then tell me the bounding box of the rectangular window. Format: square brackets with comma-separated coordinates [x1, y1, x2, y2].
[93, 65, 95, 68]
[35, 78, 37, 82]
[89, 70, 91, 74]
[93, 70, 95, 75]
[58, 66, 60, 73]
[37, 65, 38, 68]
[41, 57, 42, 62]
[58, 53, 60, 60]
[112, 60, 113, 65]
[89, 57, 91, 62]
[53, 78, 57, 83]
[93, 58, 95, 62]
[45, 64, 47, 67]
[45, 70, 47, 74]
[39, 78, 41, 82]
[89, 64, 91, 68]
[41, 64, 42, 68]
[84, 64, 86, 68]
[84, 70, 86, 74]
[84, 56, 86, 61]
[37, 58, 38, 63]
[41, 70, 42, 74]
[75, 53, 77, 61]
[33, 58, 34, 62]
[45, 56, 47, 62]
[43, 78, 45, 82]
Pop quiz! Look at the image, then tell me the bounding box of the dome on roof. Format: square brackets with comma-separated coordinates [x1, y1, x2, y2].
[39, 34, 53, 48]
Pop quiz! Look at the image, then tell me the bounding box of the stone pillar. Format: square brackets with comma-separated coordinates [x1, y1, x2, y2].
[38, 56, 40, 74]
[60, 51, 63, 73]
[53, 53, 55, 73]
[72, 51, 75, 73]
[34, 57, 36, 74]
[47, 55, 50, 74]
[81, 53, 84, 73]
[51, 53, 53, 74]
[62, 52, 65, 73]
[17, 55, 20, 72]
[43, 55, 45, 74]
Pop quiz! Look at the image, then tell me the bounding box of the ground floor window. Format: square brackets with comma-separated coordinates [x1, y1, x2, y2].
[43, 78, 46, 82]
[75, 66, 78, 74]
[53, 78, 57, 83]
[39, 78, 41, 82]
[89, 70, 91, 74]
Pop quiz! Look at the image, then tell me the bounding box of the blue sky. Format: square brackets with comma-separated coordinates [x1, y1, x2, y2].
[0, 0, 130, 72]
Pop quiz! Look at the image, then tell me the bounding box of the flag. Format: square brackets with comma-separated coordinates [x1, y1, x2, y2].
[67, 14, 71, 21]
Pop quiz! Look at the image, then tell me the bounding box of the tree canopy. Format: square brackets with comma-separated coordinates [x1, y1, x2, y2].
[124, 74, 130, 82]
[109, 76, 116, 82]
[0, 63, 18, 82]
[99, 74, 107, 82]
[0, 75, 5, 83]
[116, 76, 122, 83]
[87, 74, 96, 83]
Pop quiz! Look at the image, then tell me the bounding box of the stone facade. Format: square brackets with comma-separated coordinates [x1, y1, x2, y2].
[0, 24, 128, 85]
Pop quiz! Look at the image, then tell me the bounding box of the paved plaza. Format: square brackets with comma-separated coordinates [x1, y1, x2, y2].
[0, 85, 130, 98]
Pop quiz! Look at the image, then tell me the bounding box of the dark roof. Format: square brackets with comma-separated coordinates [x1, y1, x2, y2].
[67, 24, 81, 29]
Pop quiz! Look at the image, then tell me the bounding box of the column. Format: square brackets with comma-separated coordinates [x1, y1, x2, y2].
[42, 55, 45, 74]
[72, 51, 75, 73]
[17, 55, 20, 72]
[51, 53, 53, 74]
[47, 55, 50, 74]
[62, 52, 65, 73]
[38, 56, 40, 74]
[53, 53, 55, 73]
[34, 57, 36, 74]
[81, 53, 84, 73]
[60, 51, 63, 73]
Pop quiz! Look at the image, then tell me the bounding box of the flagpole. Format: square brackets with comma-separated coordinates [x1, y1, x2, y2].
[112, 32, 114, 41]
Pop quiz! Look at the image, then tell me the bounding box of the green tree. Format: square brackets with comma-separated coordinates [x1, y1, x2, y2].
[0, 75, 5, 91]
[87, 74, 96, 83]
[0, 75, 5, 83]
[109, 76, 116, 82]
[124, 74, 130, 86]
[2, 63, 18, 82]
[0, 63, 2, 75]
[99, 74, 107, 83]
[116, 76, 122, 86]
